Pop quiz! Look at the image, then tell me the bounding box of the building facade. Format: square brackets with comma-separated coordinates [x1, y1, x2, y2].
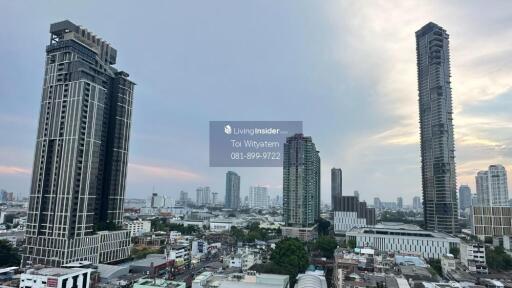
[471, 206, 512, 238]
[416, 22, 459, 234]
[476, 164, 509, 207]
[413, 196, 422, 210]
[23, 20, 134, 267]
[21, 268, 92, 288]
[283, 134, 321, 228]
[460, 242, 487, 274]
[333, 196, 376, 234]
[346, 223, 460, 259]
[331, 168, 342, 211]
[249, 185, 269, 209]
[224, 171, 240, 210]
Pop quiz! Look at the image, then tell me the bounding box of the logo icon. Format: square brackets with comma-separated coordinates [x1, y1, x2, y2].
[224, 125, 232, 134]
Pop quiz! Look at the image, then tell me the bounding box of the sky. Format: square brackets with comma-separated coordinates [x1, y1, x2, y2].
[0, 0, 511, 205]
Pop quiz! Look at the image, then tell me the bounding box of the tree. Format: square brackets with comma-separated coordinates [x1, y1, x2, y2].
[486, 246, 512, 271]
[428, 259, 442, 276]
[449, 246, 460, 258]
[0, 240, 21, 267]
[347, 239, 356, 249]
[270, 238, 309, 286]
[316, 218, 331, 236]
[314, 236, 338, 258]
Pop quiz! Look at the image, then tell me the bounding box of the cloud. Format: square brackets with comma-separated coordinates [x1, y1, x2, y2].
[0, 166, 30, 175]
[128, 163, 202, 181]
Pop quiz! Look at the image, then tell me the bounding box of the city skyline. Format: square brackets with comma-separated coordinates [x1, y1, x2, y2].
[1, 1, 512, 205]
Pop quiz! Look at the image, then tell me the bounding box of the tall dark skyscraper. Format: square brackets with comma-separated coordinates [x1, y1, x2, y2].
[331, 168, 342, 211]
[416, 22, 459, 234]
[283, 134, 320, 227]
[22, 20, 134, 266]
[224, 171, 240, 210]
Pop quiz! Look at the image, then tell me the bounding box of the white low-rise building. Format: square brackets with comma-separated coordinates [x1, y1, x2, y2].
[168, 245, 191, 268]
[209, 220, 233, 232]
[460, 242, 487, 274]
[346, 223, 460, 259]
[20, 268, 92, 288]
[123, 220, 151, 237]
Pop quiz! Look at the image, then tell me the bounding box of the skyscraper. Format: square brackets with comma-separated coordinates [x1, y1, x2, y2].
[373, 197, 381, 209]
[476, 165, 509, 207]
[282, 134, 321, 228]
[397, 197, 403, 210]
[23, 20, 134, 266]
[249, 185, 269, 209]
[224, 171, 240, 210]
[212, 191, 218, 205]
[458, 185, 472, 211]
[196, 186, 211, 206]
[331, 168, 342, 211]
[354, 190, 359, 199]
[413, 196, 422, 210]
[416, 22, 459, 234]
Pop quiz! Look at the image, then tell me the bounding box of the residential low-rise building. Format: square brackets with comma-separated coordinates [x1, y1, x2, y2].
[460, 242, 487, 274]
[133, 278, 186, 288]
[209, 219, 233, 232]
[441, 254, 456, 276]
[281, 225, 318, 242]
[124, 220, 151, 237]
[168, 245, 191, 269]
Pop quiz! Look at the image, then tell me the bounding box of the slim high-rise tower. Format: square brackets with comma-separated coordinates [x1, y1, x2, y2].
[331, 168, 342, 211]
[476, 165, 509, 207]
[283, 134, 321, 227]
[224, 171, 240, 210]
[22, 20, 134, 266]
[416, 22, 459, 234]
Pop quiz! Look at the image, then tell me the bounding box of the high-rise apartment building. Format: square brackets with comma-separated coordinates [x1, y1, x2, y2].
[179, 190, 189, 204]
[333, 196, 376, 234]
[22, 20, 134, 266]
[458, 185, 472, 211]
[475, 165, 509, 207]
[196, 186, 211, 206]
[224, 171, 240, 210]
[282, 134, 321, 228]
[249, 186, 269, 209]
[331, 168, 342, 211]
[397, 197, 403, 209]
[416, 22, 459, 234]
[212, 192, 218, 205]
[413, 196, 422, 210]
[373, 197, 381, 209]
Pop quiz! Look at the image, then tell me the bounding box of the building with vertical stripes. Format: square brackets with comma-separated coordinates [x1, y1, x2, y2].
[22, 20, 134, 267]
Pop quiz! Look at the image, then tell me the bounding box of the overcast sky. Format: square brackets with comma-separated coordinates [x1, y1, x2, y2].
[1, 1, 511, 205]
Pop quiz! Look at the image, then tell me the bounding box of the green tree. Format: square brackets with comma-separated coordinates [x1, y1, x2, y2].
[316, 218, 331, 236]
[270, 238, 309, 286]
[486, 246, 512, 271]
[428, 259, 442, 276]
[449, 246, 460, 258]
[0, 240, 21, 267]
[314, 236, 338, 258]
[347, 239, 356, 249]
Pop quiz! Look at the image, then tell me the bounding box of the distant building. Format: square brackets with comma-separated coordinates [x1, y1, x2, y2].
[334, 196, 376, 234]
[249, 186, 269, 209]
[458, 185, 472, 211]
[196, 187, 211, 206]
[413, 196, 422, 210]
[353, 190, 359, 199]
[331, 168, 343, 211]
[476, 164, 509, 207]
[346, 223, 460, 259]
[210, 192, 217, 205]
[417, 22, 459, 234]
[225, 171, 241, 210]
[151, 193, 168, 208]
[397, 197, 403, 209]
[373, 197, 381, 209]
[179, 191, 189, 204]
